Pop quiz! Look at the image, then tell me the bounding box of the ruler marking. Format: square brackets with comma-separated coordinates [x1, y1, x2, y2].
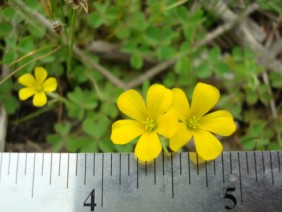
[269, 151, 274, 185]
[221, 153, 225, 183]
[25, 153, 27, 175]
[76, 153, 78, 176]
[246, 152, 249, 174]
[0, 153, 3, 184]
[179, 153, 182, 175]
[154, 159, 156, 185]
[84, 154, 87, 185]
[128, 154, 130, 176]
[277, 151, 281, 173]
[162, 152, 165, 176]
[101, 154, 104, 207]
[237, 152, 243, 205]
[188, 152, 191, 184]
[145, 162, 148, 176]
[50, 154, 53, 184]
[254, 152, 258, 182]
[119, 154, 121, 184]
[15, 153, 19, 184]
[171, 154, 174, 198]
[205, 161, 208, 187]
[59, 153, 61, 176]
[31, 154, 36, 198]
[8, 153, 11, 175]
[93, 154, 95, 176]
[41, 153, 44, 176]
[67, 154, 69, 188]
[137, 159, 139, 188]
[196, 154, 199, 175]
[213, 159, 216, 175]
[229, 152, 233, 174]
[262, 152, 265, 173]
[110, 154, 113, 176]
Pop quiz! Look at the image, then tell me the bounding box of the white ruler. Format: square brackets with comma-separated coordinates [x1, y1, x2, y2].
[0, 151, 281, 211]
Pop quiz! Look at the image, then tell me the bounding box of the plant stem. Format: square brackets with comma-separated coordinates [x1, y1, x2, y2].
[67, 9, 76, 78]
[160, 137, 169, 155]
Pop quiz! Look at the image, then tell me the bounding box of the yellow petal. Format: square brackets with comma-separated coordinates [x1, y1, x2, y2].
[35, 66, 48, 83]
[33, 92, 47, 107]
[111, 120, 145, 145]
[191, 82, 220, 118]
[156, 109, 179, 138]
[199, 110, 236, 136]
[193, 130, 223, 161]
[189, 152, 206, 165]
[43, 77, 58, 92]
[147, 84, 173, 119]
[172, 88, 191, 121]
[135, 132, 162, 162]
[19, 87, 36, 100]
[18, 73, 35, 87]
[169, 123, 192, 152]
[117, 89, 148, 122]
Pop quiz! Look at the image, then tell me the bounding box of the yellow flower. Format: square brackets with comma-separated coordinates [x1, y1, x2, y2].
[111, 84, 178, 162]
[169, 82, 236, 161]
[18, 66, 58, 107]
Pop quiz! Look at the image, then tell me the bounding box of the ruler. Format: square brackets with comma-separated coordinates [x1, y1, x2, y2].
[0, 151, 281, 212]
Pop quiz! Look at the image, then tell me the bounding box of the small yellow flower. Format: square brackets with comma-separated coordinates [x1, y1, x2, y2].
[18, 66, 58, 107]
[111, 84, 179, 162]
[169, 82, 236, 161]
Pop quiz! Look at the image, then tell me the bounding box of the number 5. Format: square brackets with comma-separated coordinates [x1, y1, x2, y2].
[224, 187, 237, 210]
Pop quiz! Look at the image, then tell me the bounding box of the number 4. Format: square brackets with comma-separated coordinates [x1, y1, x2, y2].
[224, 187, 237, 210]
[84, 189, 97, 211]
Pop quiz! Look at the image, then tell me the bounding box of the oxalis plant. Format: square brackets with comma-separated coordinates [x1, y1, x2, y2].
[0, 1, 281, 162]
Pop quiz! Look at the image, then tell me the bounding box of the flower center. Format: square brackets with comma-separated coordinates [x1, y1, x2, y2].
[187, 116, 199, 130]
[34, 81, 44, 92]
[143, 117, 157, 132]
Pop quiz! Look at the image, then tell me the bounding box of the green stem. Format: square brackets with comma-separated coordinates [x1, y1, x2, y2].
[10, 105, 53, 125]
[47, 92, 74, 108]
[50, 0, 59, 18]
[160, 137, 169, 155]
[67, 9, 76, 78]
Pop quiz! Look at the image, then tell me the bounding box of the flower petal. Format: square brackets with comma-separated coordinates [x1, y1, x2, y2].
[191, 83, 220, 118]
[147, 84, 173, 119]
[199, 110, 236, 136]
[35, 66, 48, 83]
[169, 123, 192, 152]
[193, 130, 223, 161]
[172, 88, 190, 121]
[43, 77, 58, 92]
[111, 120, 145, 145]
[19, 88, 36, 100]
[189, 152, 206, 165]
[117, 89, 148, 122]
[156, 109, 178, 138]
[135, 132, 162, 162]
[18, 73, 35, 87]
[33, 92, 47, 107]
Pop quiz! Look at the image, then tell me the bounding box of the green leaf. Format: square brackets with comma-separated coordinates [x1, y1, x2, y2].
[175, 6, 188, 23]
[115, 142, 135, 153]
[245, 88, 258, 105]
[4, 95, 19, 114]
[157, 45, 176, 60]
[99, 139, 115, 152]
[87, 13, 104, 28]
[130, 53, 143, 69]
[67, 136, 98, 153]
[82, 115, 110, 139]
[2, 51, 15, 64]
[208, 47, 220, 61]
[47, 134, 64, 152]
[175, 56, 189, 74]
[145, 26, 161, 45]
[196, 62, 212, 78]
[0, 22, 12, 37]
[55, 122, 71, 137]
[270, 72, 282, 88]
[240, 137, 256, 150]
[232, 47, 243, 62]
[258, 85, 271, 106]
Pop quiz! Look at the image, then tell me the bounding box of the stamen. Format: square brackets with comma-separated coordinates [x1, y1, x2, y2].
[143, 117, 157, 132]
[187, 116, 199, 130]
